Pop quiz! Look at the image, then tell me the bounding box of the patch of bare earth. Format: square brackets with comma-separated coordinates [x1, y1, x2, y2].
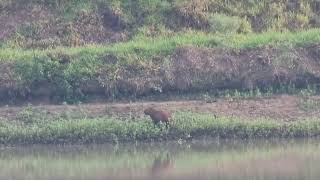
[0, 3, 127, 48]
[0, 3, 55, 42]
[1, 95, 320, 122]
[169, 44, 320, 92]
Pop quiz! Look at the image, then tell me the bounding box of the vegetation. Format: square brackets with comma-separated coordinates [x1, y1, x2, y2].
[0, 0, 320, 103]
[1, 28, 320, 60]
[1, 0, 320, 48]
[0, 111, 319, 144]
[0, 29, 319, 103]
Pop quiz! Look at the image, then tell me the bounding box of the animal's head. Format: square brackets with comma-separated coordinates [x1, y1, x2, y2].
[144, 107, 155, 115]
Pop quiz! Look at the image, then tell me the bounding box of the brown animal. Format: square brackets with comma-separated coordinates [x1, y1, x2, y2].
[144, 107, 172, 126]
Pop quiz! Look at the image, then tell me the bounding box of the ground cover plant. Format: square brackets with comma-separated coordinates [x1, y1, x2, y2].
[0, 111, 319, 144]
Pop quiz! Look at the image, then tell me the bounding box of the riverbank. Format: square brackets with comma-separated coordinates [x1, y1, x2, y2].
[1, 94, 320, 144]
[1, 29, 320, 104]
[0, 111, 319, 145]
[1, 0, 320, 145]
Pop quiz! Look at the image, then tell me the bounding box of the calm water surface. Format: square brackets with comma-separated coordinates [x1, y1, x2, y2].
[0, 138, 319, 180]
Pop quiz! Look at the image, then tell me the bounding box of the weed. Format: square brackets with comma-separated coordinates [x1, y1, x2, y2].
[299, 86, 317, 98]
[16, 105, 37, 124]
[298, 98, 320, 112]
[208, 13, 252, 33]
[200, 92, 217, 103]
[18, 23, 41, 40]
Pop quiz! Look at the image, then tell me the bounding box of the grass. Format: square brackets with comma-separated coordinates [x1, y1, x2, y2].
[1, 28, 320, 61]
[0, 111, 320, 144]
[298, 98, 320, 111]
[0, 28, 319, 103]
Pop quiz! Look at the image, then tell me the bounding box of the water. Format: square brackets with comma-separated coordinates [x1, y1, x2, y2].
[0, 138, 319, 180]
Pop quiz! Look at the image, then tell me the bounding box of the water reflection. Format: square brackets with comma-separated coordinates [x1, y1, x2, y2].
[0, 138, 319, 180]
[151, 153, 174, 177]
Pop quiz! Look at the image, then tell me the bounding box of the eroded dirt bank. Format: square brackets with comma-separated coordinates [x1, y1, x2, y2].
[1, 44, 320, 104]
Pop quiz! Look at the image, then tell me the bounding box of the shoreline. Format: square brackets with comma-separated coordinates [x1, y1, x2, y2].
[1, 92, 320, 145]
[0, 111, 319, 145]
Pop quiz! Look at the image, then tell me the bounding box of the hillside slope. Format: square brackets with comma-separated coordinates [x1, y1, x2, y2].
[0, 0, 320, 104]
[1, 0, 320, 48]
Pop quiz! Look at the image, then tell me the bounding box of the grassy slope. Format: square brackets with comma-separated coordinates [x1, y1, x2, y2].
[1, 29, 320, 61]
[1, 0, 320, 49]
[0, 29, 319, 102]
[0, 0, 319, 103]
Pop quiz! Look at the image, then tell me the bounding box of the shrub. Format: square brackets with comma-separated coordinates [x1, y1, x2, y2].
[208, 13, 252, 33]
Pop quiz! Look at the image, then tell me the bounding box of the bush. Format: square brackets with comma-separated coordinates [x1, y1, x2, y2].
[13, 52, 101, 102]
[208, 13, 252, 33]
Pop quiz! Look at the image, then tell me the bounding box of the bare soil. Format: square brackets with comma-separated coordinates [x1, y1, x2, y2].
[2, 95, 320, 122]
[0, 3, 127, 48]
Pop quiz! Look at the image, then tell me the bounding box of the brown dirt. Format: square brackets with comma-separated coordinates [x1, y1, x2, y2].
[2, 95, 320, 122]
[0, 3, 128, 48]
[0, 44, 320, 105]
[169, 45, 320, 92]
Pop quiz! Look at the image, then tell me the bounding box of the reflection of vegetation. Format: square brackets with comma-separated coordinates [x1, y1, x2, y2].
[0, 139, 318, 179]
[151, 153, 173, 176]
[0, 111, 319, 144]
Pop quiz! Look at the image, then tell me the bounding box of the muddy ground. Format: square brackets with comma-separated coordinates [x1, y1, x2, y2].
[1, 95, 320, 122]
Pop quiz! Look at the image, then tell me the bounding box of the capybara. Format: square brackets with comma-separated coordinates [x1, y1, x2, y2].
[144, 107, 172, 126]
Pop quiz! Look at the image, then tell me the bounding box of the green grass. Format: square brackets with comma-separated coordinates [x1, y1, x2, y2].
[1, 28, 320, 61]
[1, 0, 320, 49]
[0, 111, 320, 144]
[0, 28, 319, 103]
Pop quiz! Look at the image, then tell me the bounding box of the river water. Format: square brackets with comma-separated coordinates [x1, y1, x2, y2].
[0, 138, 319, 180]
